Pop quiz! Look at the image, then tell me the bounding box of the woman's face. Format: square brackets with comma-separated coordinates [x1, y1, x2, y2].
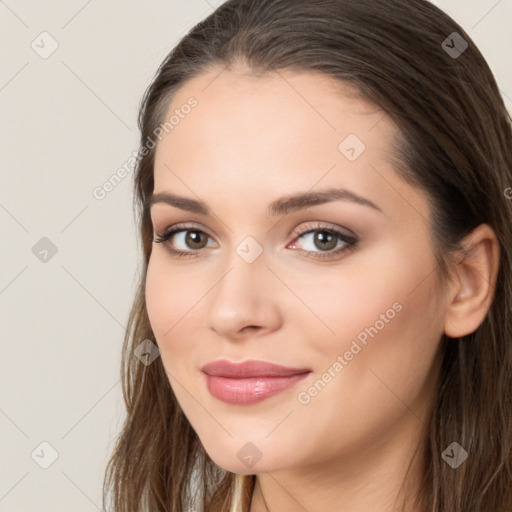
[146, 63, 448, 475]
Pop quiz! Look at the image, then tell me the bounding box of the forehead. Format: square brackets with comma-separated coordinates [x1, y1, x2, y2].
[156, 64, 393, 170]
[162, 63, 388, 140]
[151, 63, 429, 227]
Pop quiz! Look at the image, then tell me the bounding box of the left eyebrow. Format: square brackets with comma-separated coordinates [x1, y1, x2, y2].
[267, 188, 383, 216]
[146, 187, 383, 216]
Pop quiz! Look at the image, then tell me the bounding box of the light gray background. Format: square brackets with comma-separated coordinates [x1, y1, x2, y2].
[0, 1, 511, 510]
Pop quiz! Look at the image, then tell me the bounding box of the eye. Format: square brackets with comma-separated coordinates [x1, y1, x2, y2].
[152, 224, 217, 258]
[288, 222, 358, 260]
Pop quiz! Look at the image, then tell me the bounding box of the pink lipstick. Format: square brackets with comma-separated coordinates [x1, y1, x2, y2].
[201, 359, 311, 405]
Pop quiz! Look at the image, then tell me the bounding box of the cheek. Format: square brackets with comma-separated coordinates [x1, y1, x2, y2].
[144, 254, 210, 388]
[145, 254, 199, 338]
[305, 238, 444, 389]
[145, 256, 169, 337]
[330, 291, 442, 446]
[289, 268, 444, 464]
[286, 242, 428, 348]
[308, 248, 444, 427]
[144, 256, 196, 392]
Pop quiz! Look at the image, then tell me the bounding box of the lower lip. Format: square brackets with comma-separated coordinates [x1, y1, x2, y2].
[204, 373, 310, 405]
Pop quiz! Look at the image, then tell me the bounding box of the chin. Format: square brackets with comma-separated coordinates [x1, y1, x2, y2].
[203, 443, 287, 474]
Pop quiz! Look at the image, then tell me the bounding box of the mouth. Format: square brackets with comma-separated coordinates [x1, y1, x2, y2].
[200, 359, 312, 405]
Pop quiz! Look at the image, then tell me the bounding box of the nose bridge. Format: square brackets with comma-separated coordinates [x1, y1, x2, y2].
[217, 231, 268, 290]
[211, 239, 266, 312]
[206, 238, 280, 336]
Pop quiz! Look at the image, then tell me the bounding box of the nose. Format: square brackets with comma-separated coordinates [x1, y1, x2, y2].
[206, 252, 283, 340]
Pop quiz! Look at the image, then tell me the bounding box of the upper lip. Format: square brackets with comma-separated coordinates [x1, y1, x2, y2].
[201, 359, 312, 378]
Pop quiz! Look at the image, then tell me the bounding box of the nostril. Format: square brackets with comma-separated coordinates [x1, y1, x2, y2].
[243, 325, 260, 332]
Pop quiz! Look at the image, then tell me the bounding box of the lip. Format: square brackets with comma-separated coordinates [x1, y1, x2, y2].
[201, 359, 312, 405]
[201, 359, 311, 378]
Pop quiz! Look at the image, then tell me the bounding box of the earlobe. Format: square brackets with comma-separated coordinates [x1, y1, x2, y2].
[443, 223, 500, 339]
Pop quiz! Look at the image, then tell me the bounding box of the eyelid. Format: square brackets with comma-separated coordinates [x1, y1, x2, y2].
[154, 221, 217, 241]
[289, 221, 357, 240]
[287, 222, 358, 256]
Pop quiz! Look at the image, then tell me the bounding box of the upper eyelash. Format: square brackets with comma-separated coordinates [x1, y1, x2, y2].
[152, 222, 358, 259]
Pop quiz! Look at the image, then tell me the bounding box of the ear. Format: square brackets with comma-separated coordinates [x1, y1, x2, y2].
[444, 223, 500, 338]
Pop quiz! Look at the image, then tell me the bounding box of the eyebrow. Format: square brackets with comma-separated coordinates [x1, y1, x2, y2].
[147, 188, 383, 216]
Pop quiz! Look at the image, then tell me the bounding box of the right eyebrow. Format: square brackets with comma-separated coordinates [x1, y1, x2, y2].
[147, 192, 209, 215]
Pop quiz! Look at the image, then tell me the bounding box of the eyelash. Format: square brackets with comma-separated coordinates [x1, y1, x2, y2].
[152, 222, 358, 260]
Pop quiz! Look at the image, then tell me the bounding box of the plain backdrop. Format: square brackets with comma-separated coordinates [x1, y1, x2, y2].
[0, 1, 511, 510]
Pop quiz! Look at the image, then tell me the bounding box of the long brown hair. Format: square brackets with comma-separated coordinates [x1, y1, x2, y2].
[102, 1, 512, 510]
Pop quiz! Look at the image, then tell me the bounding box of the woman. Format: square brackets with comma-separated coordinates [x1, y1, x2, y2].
[103, 0, 512, 511]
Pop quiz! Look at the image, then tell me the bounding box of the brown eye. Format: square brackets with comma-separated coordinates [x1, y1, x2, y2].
[184, 230, 208, 249]
[289, 224, 358, 260]
[311, 231, 338, 251]
[152, 226, 217, 256]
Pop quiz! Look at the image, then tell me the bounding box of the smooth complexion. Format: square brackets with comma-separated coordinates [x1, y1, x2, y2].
[145, 63, 499, 512]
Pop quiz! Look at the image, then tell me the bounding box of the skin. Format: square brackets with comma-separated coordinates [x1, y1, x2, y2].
[145, 62, 499, 512]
